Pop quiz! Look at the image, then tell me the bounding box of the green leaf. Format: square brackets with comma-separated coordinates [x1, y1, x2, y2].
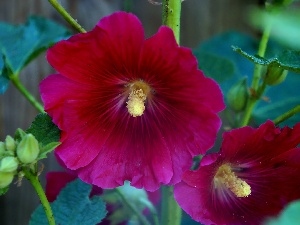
[0, 16, 69, 74]
[26, 113, 60, 146]
[276, 50, 300, 72]
[194, 31, 259, 94]
[193, 51, 235, 83]
[264, 200, 300, 225]
[0, 54, 10, 94]
[37, 142, 61, 160]
[234, 47, 300, 73]
[233, 46, 268, 65]
[254, 72, 300, 126]
[30, 179, 107, 225]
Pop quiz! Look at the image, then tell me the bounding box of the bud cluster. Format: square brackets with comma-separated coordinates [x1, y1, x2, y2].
[0, 130, 40, 189]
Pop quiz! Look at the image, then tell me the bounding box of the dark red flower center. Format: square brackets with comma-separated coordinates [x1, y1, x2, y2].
[126, 80, 151, 117]
[213, 163, 251, 198]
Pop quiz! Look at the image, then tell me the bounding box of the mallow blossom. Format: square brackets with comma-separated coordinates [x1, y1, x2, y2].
[40, 12, 224, 191]
[174, 121, 300, 225]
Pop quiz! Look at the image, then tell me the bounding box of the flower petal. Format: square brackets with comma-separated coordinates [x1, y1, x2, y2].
[47, 12, 144, 85]
[40, 74, 90, 128]
[76, 113, 174, 191]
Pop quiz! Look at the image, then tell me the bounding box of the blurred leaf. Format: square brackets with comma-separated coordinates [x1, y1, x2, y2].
[266, 0, 295, 8]
[264, 200, 300, 225]
[195, 31, 258, 94]
[249, 7, 300, 50]
[30, 179, 107, 225]
[254, 72, 300, 126]
[0, 16, 69, 74]
[234, 47, 300, 73]
[181, 211, 201, 225]
[0, 55, 9, 94]
[26, 113, 60, 146]
[193, 51, 235, 83]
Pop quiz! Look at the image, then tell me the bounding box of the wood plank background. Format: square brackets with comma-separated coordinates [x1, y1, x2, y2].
[0, 0, 254, 224]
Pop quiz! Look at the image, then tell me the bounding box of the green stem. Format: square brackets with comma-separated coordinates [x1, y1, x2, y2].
[161, 186, 182, 225]
[161, 1, 182, 224]
[115, 188, 151, 225]
[24, 169, 55, 225]
[251, 25, 272, 91]
[10, 75, 44, 113]
[240, 25, 271, 126]
[162, 0, 182, 44]
[48, 0, 86, 33]
[273, 104, 300, 125]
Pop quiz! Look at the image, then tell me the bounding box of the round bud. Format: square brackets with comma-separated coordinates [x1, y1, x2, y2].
[0, 172, 14, 188]
[227, 78, 249, 112]
[265, 65, 287, 85]
[5, 135, 16, 153]
[17, 134, 40, 164]
[0, 157, 19, 172]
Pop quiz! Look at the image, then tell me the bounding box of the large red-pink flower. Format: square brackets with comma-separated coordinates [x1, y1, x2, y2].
[40, 12, 224, 191]
[174, 121, 300, 225]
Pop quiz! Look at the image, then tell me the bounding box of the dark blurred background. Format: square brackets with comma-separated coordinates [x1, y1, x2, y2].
[0, 0, 254, 224]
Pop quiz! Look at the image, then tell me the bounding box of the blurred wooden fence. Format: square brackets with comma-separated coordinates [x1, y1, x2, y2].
[0, 0, 253, 224]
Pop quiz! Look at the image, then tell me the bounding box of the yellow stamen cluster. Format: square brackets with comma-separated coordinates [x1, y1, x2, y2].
[126, 89, 147, 117]
[214, 164, 251, 197]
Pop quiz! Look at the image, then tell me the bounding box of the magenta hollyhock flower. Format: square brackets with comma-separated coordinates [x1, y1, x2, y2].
[40, 11, 224, 191]
[174, 121, 300, 225]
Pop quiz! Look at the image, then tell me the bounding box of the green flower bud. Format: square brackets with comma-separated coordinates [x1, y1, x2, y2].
[14, 128, 27, 141]
[5, 135, 16, 153]
[0, 172, 14, 188]
[227, 78, 249, 112]
[0, 157, 18, 172]
[265, 65, 288, 85]
[17, 134, 40, 164]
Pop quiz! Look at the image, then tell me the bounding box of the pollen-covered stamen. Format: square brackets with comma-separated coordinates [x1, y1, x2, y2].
[126, 89, 147, 117]
[214, 163, 251, 197]
[126, 80, 151, 117]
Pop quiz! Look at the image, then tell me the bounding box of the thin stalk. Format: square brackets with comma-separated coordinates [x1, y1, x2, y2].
[161, 186, 182, 225]
[115, 188, 151, 225]
[48, 0, 86, 33]
[24, 169, 55, 225]
[161, 1, 182, 225]
[162, 0, 182, 44]
[240, 25, 271, 126]
[251, 25, 272, 90]
[273, 104, 300, 125]
[10, 75, 44, 113]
